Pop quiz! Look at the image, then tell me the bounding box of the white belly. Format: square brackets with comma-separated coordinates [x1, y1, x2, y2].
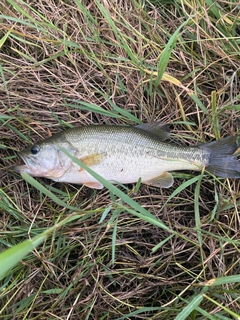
[55, 151, 201, 186]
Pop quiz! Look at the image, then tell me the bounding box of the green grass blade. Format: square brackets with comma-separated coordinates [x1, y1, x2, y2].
[0, 234, 46, 280]
[95, 0, 139, 65]
[155, 18, 190, 85]
[6, 0, 57, 30]
[112, 219, 118, 264]
[116, 307, 162, 320]
[65, 101, 122, 119]
[0, 63, 9, 96]
[159, 175, 201, 213]
[0, 30, 11, 49]
[211, 90, 220, 139]
[58, 146, 172, 233]
[152, 234, 175, 252]
[194, 174, 203, 246]
[200, 274, 240, 286]
[0, 214, 80, 280]
[0, 14, 46, 32]
[174, 294, 203, 320]
[203, 293, 240, 318]
[189, 92, 208, 114]
[21, 172, 79, 211]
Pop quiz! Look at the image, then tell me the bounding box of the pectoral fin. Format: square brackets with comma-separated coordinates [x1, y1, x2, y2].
[143, 172, 174, 188]
[78, 153, 105, 189]
[80, 153, 105, 167]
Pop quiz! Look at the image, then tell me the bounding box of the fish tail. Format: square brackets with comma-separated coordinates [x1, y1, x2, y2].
[202, 135, 240, 178]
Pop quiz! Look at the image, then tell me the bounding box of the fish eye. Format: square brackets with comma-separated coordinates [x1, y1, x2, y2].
[30, 145, 40, 155]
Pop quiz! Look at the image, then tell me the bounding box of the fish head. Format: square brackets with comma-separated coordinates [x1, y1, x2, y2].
[15, 139, 75, 179]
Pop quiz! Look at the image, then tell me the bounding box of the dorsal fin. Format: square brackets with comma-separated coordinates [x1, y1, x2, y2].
[135, 122, 170, 141]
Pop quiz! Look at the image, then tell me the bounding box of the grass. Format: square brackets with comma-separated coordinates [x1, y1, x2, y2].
[0, 0, 240, 319]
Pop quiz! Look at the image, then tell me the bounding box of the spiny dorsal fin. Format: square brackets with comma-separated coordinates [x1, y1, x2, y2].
[135, 122, 170, 141]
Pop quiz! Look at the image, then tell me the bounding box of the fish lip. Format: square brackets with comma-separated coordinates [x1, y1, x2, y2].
[14, 152, 38, 174]
[14, 164, 28, 173]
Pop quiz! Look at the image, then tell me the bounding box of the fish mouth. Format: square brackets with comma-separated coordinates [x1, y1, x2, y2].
[14, 152, 38, 175]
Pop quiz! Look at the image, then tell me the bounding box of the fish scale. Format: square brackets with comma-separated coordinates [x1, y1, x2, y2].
[14, 123, 240, 189]
[65, 127, 203, 183]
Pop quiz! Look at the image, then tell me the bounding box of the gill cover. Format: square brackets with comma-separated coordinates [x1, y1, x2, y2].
[18, 140, 76, 179]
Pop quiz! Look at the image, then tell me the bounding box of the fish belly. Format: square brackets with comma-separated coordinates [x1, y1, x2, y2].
[55, 149, 202, 185]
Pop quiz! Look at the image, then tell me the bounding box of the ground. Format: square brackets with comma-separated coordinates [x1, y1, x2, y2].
[0, 0, 240, 319]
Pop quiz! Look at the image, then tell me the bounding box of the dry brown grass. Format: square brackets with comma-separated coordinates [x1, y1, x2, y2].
[0, 0, 240, 319]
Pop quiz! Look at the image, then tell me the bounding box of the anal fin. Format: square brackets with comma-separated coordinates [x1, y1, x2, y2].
[84, 181, 104, 189]
[143, 172, 174, 188]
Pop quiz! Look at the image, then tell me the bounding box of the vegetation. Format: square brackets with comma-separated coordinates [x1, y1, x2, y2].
[0, 0, 240, 319]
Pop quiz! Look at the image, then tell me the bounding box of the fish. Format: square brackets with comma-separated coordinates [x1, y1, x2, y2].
[14, 123, 240, 189]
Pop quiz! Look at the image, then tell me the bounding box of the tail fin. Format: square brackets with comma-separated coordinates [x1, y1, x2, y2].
[202, 135, 240, 178]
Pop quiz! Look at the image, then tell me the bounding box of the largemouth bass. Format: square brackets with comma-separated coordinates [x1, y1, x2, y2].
[15, 123, 240, 189]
